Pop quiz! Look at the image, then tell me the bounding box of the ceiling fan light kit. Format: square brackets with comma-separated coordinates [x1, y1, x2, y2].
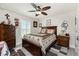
[36, 11, 41, 14]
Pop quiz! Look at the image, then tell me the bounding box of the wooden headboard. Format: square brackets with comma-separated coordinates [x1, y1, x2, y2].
[41, 26, 57, 36]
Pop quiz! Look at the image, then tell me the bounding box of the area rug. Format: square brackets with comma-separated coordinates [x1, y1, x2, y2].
[10, 49, 25, 56]
[46, 44, 68, 56]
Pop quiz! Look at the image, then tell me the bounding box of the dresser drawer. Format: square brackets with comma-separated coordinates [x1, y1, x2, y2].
[57, 35, 70, 48]
[59, 38, 69, 42]
[59, 42, 68, 47]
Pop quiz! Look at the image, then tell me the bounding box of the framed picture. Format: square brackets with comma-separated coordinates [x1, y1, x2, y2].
[14, 18, 19, 26]
[33, 21, 38, 27]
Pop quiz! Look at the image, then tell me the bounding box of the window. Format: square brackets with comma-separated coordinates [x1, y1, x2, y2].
[21, 20, 31, 38]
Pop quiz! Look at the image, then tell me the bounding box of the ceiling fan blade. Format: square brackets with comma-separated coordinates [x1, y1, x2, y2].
[31, 3, 38, 10]
[41, 12, 48, 15]
[28, 10, 36, 12]
[42, 6, 51, 11]
[37, 6, 41, 10]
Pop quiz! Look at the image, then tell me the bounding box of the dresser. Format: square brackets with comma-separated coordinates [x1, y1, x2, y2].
[0, 24, 16, 49]
[57, 35, 70, 48]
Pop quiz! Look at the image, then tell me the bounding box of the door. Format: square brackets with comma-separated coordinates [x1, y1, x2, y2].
[75, 16, 79, 55]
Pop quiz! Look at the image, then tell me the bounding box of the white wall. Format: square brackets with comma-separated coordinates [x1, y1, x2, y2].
[30, 19, 41, 33]
[39, 11, 77, 48]
[0, 8, 39, 49]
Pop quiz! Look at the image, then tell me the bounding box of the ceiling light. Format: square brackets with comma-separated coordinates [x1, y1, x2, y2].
[36, 11, 41, 14]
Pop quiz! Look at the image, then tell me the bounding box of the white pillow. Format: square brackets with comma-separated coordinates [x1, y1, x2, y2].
[47, 29, 55, 34]
[0, 41, 10, 56]
[40, 29, 46, 33]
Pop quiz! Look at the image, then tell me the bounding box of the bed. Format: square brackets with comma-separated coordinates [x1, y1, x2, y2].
[22, 26, 57, 56]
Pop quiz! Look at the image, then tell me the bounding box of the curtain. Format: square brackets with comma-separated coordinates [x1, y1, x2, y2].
[21, 20, 31, 38]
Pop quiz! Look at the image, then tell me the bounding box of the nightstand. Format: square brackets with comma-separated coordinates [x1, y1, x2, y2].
[57, 35, 70, 48]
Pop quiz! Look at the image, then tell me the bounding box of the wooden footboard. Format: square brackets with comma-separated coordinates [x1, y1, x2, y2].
[22, 39, 56, 56]
[22, 39, 42, 56]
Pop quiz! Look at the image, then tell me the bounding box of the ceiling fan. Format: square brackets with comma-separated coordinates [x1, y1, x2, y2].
[28, 3, 51, 16]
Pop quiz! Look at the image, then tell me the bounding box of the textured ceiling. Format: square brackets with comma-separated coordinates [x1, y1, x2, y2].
[0, 3, 78, 18]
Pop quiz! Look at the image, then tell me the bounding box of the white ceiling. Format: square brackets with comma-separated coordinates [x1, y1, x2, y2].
[0, 3, 78, 18]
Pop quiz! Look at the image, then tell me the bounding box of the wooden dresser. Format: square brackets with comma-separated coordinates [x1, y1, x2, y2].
[0, 24, 16, 49]
[57, 35, 70, 48]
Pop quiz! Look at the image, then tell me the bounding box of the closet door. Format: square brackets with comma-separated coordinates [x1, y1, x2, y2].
[75, 16, 79, 55]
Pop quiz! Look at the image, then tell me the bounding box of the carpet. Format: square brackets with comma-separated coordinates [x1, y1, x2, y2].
[46, 44, 68, 56]
[10, 49, 25, 56]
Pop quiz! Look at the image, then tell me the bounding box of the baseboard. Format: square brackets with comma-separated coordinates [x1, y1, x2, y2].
[14, 43, 22, 52]
[69, 45, 75, 49]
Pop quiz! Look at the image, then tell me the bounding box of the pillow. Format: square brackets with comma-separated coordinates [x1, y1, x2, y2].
[47, 29, 55, 34]
[0, 44, 3, 56]
[0, 41, 10, 56]
[0, 48, 2, 55]
[40, 29, 46, 34]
